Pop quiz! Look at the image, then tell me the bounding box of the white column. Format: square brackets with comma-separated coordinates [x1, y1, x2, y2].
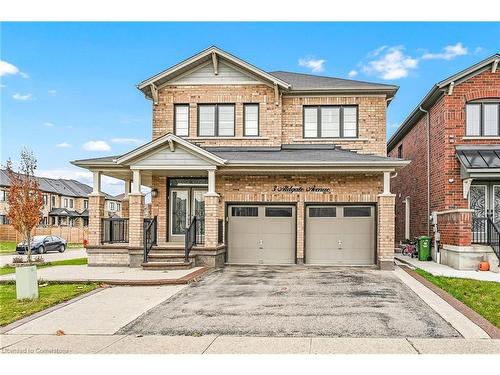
[92, 171, 102, 195]
[124, 178, 131, 198]
[206, 168, 219, 197]
[383, 171, 391, 195]
[131, 170, 142, 194]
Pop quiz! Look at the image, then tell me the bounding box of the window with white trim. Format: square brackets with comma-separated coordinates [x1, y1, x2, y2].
[174, 104, 189, 136]
[244, 104, 259, 136]
[303, 105, 358, 138]
[198, 104, 235, 136]
[466, 102, 500, 136]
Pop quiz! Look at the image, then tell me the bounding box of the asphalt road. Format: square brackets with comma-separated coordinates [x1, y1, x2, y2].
[0, 248, 87, 266]
[118, 266, 461, 338]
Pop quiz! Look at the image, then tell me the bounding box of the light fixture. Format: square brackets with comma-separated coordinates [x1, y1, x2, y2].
[150, 188, 159, 198]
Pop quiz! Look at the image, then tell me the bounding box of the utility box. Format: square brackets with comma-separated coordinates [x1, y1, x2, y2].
[16, 265, 39, 300]
[417, 236, 432, 261]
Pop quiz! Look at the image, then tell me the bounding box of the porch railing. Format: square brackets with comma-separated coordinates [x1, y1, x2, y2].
[185, 217, 205, 262]
[102, 218, 129, 243]
[143, 216, 157, 263]
[471, 215, 500, 266]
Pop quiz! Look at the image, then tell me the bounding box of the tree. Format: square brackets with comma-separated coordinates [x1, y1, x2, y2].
[5, 148, 44, 263]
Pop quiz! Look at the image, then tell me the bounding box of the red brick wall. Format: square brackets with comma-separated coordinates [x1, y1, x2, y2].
[436, 211, 472, 247]
[389, 68, 500, 245]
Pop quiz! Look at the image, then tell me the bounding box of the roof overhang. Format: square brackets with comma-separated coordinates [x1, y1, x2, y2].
[137, 46, 291, 100]
[388, 53, 500, 151]
[456, 145, 500, 179]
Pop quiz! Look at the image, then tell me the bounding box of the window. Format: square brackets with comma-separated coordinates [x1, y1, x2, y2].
[109, 202, 116, 211]
[265, 207, 293, 217]
[51, 196, 56, 207]
[232, 206, 258, 217]
[309, 207, 336, 217]
[244, 104, 259, 136]
[117, 203, 121, 211]
[0, 190, 7, 202]
[63, 198, 68, 208]
[198, 104, 235, 136]
[466, 102, 500, 136]
[344, 206, 371, 217]
[43, 195, 48, 205]
[0, 215, 9, 224]
[397, 144, 403, 158]
[84, 200, 88, 209]
[174, 104, 189, 136]
[303, 105, 357, 138]
[69, 199, 74, 208]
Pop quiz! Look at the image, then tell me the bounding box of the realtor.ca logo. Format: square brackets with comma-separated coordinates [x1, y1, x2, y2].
[272, 185, 331, 194]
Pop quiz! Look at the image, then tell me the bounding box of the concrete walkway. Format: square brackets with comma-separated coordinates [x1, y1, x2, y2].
[395, 255, 500, 282]
[1, 334, 499, 354]
[0, 265, 206, 284]
[3, 285, 186, 335]
[0, 248, 87, 267]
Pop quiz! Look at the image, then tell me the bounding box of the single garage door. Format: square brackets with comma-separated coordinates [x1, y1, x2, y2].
[228, 205, 295, 265]
[306, 205, 375, 265]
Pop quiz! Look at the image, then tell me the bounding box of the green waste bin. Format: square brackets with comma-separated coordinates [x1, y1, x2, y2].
[417, 236, 432, 261]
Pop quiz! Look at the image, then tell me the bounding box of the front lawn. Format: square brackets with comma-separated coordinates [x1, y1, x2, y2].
[0, 258, 88, 276]
[0, 242, 16, 254]
[0, 282, 99, 326]
[416, 269, 500, 328]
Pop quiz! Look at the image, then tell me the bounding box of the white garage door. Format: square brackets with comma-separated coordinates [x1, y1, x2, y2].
[227, 205, 296, 265]
[305, 205, 375, 265]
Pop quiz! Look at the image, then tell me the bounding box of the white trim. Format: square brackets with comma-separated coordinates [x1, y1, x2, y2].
[116, 133, 226, 165]
[292, 137, 370, 142]
[130, 165, 217, 171]
[435, 208, 474, 216]
[462, 136, 500, 140]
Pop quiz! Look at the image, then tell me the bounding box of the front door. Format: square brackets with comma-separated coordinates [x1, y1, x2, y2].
[170, 188, 207, 241]
[469, 183, 500, 241]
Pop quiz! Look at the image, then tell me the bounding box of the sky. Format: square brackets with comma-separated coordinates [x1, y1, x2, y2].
[1, 22, 499, 195]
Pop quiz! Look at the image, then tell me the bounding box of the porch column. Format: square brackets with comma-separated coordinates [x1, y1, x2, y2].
[377, 192, 396, 270]
[204, 168, 220, 248]
[151, 176, 167, 243]
[129, 170, 144, 248]
[88, 171, 105, 247]
[121, 178, 130, 218]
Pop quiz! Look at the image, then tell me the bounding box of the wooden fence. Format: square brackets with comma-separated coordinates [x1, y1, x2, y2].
[0, 225, 88, 243]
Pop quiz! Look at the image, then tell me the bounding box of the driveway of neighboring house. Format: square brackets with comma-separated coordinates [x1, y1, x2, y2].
[118, 266, 460, 338]
[0, 248, 87, 267]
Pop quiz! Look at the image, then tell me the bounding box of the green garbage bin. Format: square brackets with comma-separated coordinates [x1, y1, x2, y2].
[417, 236, 432, 261]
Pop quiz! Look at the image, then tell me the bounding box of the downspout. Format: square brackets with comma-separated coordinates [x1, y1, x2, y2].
[419, 106, 431, 236]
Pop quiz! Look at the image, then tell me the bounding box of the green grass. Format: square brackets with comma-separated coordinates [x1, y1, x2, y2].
[416, 269, 500, 328]
[0, 258, 88, 276]
[0, 242, 16, 254]
[0, 282, 99, 326]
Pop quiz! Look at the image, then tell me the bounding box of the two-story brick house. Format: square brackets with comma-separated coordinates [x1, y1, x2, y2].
[73, 46, 408, 270]
[388, 54, 500, 271]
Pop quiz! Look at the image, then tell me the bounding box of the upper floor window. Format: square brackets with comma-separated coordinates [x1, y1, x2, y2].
[198, 104, 235, 137]
[303, 105, 358, 138]
[63, 198, 68, 208]
[43, 195, 48, 205]
[174, 104, 189, 137]
[0, 190, 7, 202]
[84, 200, 89, 209]
[466, 102, 500, 136]
[51, 196, 56, 207]
[109, 201, 116, 211]
[397, 144, 403, 158]
[69, 199, 74, 209]
[117, 203, 121, 211]
[244, 104, 259, 136]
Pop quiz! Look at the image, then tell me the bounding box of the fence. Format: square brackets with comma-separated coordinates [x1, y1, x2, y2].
[0, 224, 88, 243]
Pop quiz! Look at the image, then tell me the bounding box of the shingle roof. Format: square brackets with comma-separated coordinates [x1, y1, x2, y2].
[270, 71, 398, 92]
[48, 208, 81, 217]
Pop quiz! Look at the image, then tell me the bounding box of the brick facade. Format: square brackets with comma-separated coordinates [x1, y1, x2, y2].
[388, 68, 500, 246]
[88, 194, 105, 246]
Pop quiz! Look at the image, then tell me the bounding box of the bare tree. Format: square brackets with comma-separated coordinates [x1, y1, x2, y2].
[5, 148, 44, 263]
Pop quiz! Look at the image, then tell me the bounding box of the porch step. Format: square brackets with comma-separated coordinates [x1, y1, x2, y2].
[147, 253, 195, 262]
[141, 260, 194, 270]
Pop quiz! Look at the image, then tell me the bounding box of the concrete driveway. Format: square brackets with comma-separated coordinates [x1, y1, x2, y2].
[0, 248, 87, 266]
[119, 266, 461, 338]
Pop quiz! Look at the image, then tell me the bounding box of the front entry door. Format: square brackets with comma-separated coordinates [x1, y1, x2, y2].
[170, 188, 206, 241]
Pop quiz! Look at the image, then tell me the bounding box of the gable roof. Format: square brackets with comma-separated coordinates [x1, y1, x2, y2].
[388, 53, 500, 151]
[137, 46, 399, 100]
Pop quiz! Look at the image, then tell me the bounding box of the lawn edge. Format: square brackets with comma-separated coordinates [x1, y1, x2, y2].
[400, 265, 500, 339]
[0, 286, 104, 334]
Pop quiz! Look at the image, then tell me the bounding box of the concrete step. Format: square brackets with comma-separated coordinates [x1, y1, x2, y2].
[147, 253, 194, 262]
[141, 261, 194, 270]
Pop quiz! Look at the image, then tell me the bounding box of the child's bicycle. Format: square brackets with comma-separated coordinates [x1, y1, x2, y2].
[401, 239, 418, 258]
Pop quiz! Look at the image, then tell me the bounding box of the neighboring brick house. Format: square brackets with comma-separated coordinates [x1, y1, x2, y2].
[73, 46, 408, 270]
[388, 54, 500, 270]
[0, 169, 121, 228]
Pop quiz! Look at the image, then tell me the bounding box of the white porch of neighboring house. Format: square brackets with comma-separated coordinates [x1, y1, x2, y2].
[74, 134, 227, 270]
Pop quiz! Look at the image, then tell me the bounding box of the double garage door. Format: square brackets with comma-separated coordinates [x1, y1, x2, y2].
[227, 204, 375, 265]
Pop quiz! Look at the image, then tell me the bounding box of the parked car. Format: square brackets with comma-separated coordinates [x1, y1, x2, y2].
[16, 235, 67, 254]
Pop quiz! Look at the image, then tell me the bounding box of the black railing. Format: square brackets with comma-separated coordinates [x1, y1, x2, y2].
[472, 215, 500, 266]
[143, 216, 157, 263]
[218, 219, 224, 244]
[185, 217, 205, 262]
[102, 218, 129, 243]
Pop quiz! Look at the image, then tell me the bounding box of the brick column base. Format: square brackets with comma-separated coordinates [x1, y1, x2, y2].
[436, 209, 473, 247]
[128, 193, 145, 248]
[204, 194, 220, 248]
[377, 193, 396, 270]
[88, 194, 105, 246]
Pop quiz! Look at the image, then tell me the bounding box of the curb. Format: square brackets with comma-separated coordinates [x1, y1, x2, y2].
[400, 265, 500, 339]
